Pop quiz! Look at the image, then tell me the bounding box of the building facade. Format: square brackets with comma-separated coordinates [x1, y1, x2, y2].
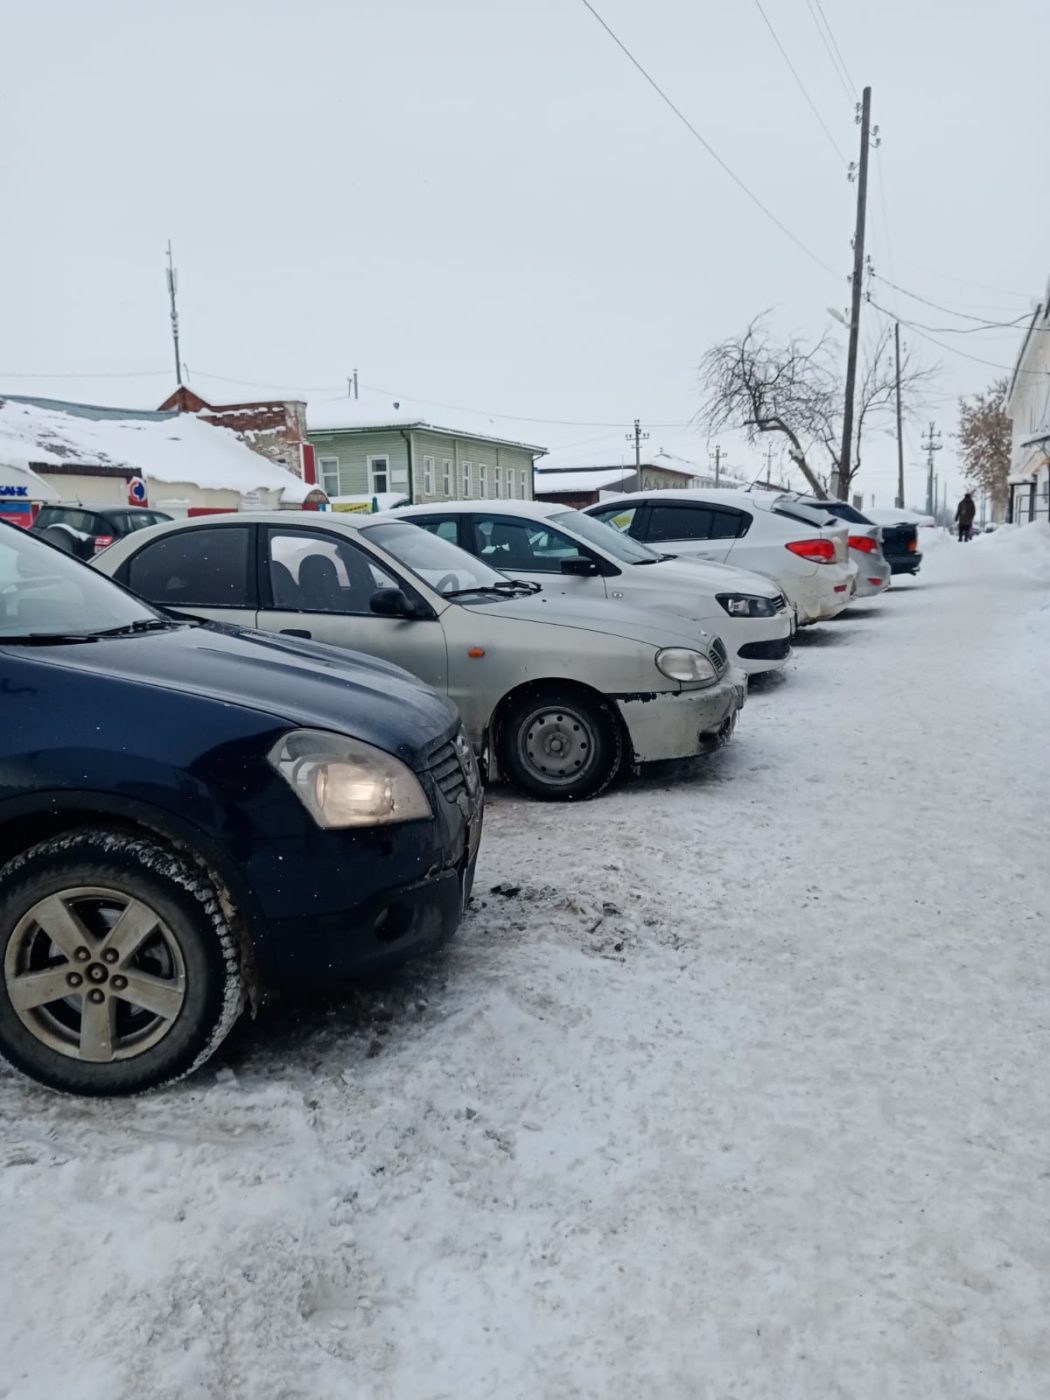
[1005, 287, 1050, 523]
[307, 405, 546, 505]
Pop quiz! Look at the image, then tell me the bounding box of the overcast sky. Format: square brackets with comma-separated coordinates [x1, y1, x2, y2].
[3, 0, 1047, 508]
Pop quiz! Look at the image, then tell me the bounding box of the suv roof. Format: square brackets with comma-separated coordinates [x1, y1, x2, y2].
[41, 503, 162, 516]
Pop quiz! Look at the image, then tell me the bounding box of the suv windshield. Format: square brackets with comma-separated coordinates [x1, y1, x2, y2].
[550, 509, 661, 564]
[362, 521, 519, 596]
[0, 524, 160, 639]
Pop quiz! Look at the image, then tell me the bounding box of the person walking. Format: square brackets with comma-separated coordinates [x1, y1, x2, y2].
[955, 490, 976, 542]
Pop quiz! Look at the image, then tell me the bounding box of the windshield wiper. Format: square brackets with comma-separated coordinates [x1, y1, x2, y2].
[89, 618, 177, 638]
[442, 581, 537, 599]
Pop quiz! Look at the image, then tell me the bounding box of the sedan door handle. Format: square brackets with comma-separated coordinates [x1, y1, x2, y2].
[280, 628, 312, 639]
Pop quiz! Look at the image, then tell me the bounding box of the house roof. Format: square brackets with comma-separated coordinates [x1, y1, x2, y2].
[534, 467, 637, 494]
[0, 395, 315, 502]
[307, 392, 547, 455]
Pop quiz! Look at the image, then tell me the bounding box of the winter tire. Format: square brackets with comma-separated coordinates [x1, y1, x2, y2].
[0, 831, 244, 1096]
[499, 687, 623, 801]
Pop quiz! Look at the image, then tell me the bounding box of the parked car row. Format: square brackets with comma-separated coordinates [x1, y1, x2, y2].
[0, 485, 906, 1096]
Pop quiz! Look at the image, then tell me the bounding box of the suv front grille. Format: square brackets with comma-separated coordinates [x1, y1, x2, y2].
[709, 637, 728, 673]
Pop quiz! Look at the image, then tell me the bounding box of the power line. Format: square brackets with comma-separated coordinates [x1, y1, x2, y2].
[867, 300, 1022, 372]
[870, 274, 1042, 329]
[575, 0, 840, 278]
[803, 0, 854, 102]
[811, 0, 857, 94]
[0, 369, 172, 381]
[358, 380, 695, 430]
[895, 259, 1032, 302]
[751, 0, 847, 162]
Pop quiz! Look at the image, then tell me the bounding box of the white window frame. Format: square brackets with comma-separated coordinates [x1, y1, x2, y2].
[367, 454, 390, 494]
[507, 471, 517, 499]
[494, 464, 503, 497]
[318, 455, 341, 497]
[442, 458, 452, 496]
[462, 461, 472, 498]
[422, 455, 434, 495]
[520, 469, 528, 499]
[477, 463, 487, 497]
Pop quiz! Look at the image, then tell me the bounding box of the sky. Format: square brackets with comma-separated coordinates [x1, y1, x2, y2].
[2, 0, 1048, 511]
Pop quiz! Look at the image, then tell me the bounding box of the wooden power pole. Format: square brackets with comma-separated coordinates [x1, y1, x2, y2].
[834, 85, 873, 501]
[894, 321, 906, 509]
[626, 419, 649, 485]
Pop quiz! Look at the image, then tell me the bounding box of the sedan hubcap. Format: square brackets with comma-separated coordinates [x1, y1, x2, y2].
[4, 887, 187, 1062]
[519, 708, 597, 785]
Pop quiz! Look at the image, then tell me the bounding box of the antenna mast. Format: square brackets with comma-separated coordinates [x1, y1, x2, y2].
[166, 241, 183, 387]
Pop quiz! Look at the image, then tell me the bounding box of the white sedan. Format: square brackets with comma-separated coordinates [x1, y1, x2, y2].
[396, 499, 794, 675]
[585, 488, 858, 625]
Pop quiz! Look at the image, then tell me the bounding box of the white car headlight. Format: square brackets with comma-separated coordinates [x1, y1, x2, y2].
[655, 648, 718, 685]
[269, 729, 432, 828]
[716, 592, 776, 617]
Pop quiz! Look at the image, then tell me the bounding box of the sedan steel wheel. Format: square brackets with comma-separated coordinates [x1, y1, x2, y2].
[4, 886, 187, 1063]
[516, 703, 599, 788]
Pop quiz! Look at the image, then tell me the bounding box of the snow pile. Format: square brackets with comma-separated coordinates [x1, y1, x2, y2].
[0, 397, 313, 501]
[975, 519, 1050, 582]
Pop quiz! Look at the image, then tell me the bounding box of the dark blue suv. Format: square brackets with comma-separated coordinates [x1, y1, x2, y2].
[0, 524, 482, 1096]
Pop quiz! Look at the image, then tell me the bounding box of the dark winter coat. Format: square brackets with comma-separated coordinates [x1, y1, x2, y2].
[956, 495, 976, 527]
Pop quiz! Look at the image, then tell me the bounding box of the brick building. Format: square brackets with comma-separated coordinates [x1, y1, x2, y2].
[158, 387, 311, 481]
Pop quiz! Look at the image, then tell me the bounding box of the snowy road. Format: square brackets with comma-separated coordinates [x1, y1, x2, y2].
[3, 531, 1049, 1400]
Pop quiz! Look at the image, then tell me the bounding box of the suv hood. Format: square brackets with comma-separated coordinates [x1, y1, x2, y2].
[9, 622, 458, 766]
[457, 593, 721, 652]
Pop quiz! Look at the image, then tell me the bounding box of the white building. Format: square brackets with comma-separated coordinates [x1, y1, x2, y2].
[1005, 287, 1050, 523]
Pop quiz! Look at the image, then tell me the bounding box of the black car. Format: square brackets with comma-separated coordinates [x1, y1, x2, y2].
[32, 503, 173, 560]
[788, 495, 922, 576]
[0, 524, 482, 1096]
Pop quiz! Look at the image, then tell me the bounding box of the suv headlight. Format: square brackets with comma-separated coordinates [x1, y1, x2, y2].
[655, 648, 717, 685]
[269, 729, 432, 828]
[716, 593, 776, 617]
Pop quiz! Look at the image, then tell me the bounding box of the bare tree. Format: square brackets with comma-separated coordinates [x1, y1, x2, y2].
[698, 315, 938, 500]
[956, 377, 1011, 517]
[697, 316, 834, 497]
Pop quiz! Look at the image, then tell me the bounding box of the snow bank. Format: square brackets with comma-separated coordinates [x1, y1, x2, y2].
[974, 519, 1050, 580]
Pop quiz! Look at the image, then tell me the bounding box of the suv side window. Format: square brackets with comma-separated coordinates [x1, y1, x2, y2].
[37, 507, 95, 536]
[412, 517, 461, 546]
[126, 527, 252, 608]
[471, 516, 587, 572]
[264, 529, 398, 614]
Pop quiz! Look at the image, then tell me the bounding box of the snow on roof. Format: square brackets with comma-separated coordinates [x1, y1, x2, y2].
[307, 390, 547, 454]
[0, 396, 314, 502]
[534, 467, 637, 494]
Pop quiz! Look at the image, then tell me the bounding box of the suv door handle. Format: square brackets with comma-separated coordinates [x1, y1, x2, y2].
[280, 628, 312, 639]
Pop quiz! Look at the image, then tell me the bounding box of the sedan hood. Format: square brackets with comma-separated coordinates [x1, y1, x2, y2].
[13, 622, 458, 764]
[458, 593, 720, 651]
[632, 555, 782, 597]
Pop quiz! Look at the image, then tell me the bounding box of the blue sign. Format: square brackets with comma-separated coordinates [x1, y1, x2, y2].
[0, 485, 29, 499]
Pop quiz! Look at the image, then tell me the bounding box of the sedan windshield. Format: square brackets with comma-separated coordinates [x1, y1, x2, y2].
[362, 521, 528, 597]
[550, 509, 662, 564]
[0, 524, 161, 640]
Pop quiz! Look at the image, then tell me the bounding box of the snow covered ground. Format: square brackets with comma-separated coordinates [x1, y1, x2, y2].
[3, 529, 1050, 1400]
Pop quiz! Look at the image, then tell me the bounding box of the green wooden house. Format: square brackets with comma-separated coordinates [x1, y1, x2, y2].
[307, 399, 547, 505]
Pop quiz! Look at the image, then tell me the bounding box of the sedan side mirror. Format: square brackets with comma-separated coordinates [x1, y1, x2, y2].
[370, 586, 419, 618]
[560, 556, 599, 577]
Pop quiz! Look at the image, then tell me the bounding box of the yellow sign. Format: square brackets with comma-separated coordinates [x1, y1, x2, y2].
[332, 501, 374, 514]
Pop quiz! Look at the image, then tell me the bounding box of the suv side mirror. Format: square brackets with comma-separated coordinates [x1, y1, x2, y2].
[370, 586, 419, 618]
[560, 556, 599, 577]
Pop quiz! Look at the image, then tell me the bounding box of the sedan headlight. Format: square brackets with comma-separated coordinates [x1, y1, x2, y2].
[716, 593, 776, 617]
[269, 729, 432, 828]
[655, 648, 717, 685]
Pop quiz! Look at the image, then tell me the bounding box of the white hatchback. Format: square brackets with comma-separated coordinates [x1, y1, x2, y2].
[585, 488, 857, 625]
[397, 499, 794, 676]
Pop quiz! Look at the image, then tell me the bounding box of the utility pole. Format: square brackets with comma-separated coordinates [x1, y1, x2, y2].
[626, 419, 649, 486]
[922, 421, 942, 517]
[165, 241, 182, 388]
[764, 442, 775, 484]
[834, 85, 875, 502]
[894, 320, 905, 509]
[709, 444, 724, 486]
[346, 370, 359, 400]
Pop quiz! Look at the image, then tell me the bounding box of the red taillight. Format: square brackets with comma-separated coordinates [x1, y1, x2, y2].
[785, 538, 835, 563]
[907, 538, 917, 552]
[848, 535, 877, 553]
[93, 535, 115, 552]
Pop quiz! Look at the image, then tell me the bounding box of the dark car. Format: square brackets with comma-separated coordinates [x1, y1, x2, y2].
[788, 495, 922, 576]
[32, 503, 173, 560]
[0, 524, 482, 1096]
